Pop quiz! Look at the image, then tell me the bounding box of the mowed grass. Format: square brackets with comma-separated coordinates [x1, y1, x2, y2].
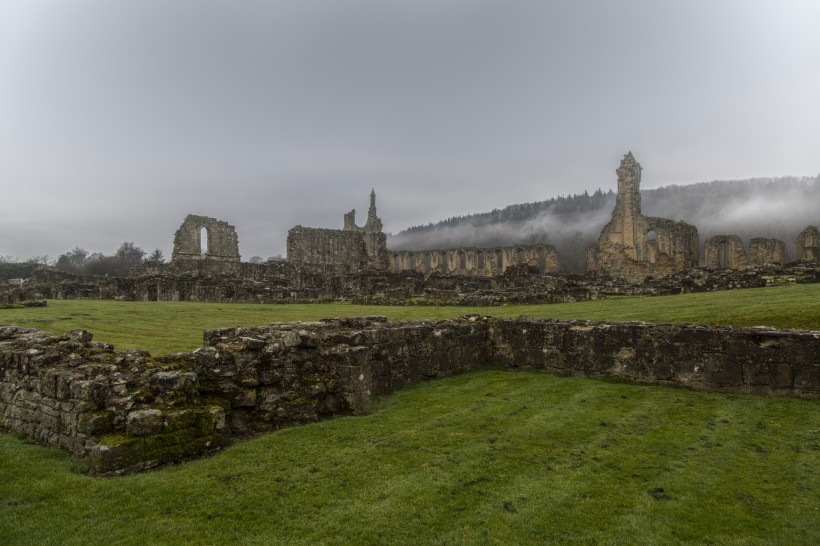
[0, 283, 818, 354]
[0, 284, 818, 544]
[1, 370, 818, 545]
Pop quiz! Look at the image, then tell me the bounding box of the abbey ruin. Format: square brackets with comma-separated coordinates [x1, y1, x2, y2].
[1, 152, 818, 475]
[1, 152, 817, 306]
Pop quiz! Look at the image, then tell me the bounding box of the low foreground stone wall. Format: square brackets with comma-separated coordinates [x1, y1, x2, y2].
[1, 317, 817, 475]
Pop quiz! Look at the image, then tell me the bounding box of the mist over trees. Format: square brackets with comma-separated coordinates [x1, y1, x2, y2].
[388, 176, 820, 272]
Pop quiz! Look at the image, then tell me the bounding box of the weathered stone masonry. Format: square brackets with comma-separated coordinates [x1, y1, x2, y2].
[390, 244, 559, 276]
[587, 152, 699, 281]
[1, 317, 817, 475]
[171, 214, 241, 275]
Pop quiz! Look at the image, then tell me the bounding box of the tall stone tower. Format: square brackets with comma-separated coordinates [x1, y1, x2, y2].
[586, 152, 699, 281]
[363, 189, 383, 233]
[341, 190, 389, 269]
[610, 151, 643, 260]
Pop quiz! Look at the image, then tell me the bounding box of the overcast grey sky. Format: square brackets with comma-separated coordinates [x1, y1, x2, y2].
[1, 0, 818, 260]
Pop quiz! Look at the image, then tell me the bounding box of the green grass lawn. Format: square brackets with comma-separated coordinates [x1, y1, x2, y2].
[1, 370, 817, 545]
[1, 284, 818, 544]
[0, 284, 818, 354]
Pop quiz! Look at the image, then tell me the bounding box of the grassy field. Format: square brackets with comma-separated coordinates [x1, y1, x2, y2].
[0, 283, 818, 354]
[1, 284, 818, 544]
[1, 370, 817, 545]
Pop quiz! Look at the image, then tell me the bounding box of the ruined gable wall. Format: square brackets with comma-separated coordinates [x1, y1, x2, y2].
[171, 214, 241, 275]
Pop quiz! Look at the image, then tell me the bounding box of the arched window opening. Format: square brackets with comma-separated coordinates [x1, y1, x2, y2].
[200, 227, 209, 256]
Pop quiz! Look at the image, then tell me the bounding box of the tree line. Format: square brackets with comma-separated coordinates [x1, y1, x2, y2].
[1, 243, 165, 280]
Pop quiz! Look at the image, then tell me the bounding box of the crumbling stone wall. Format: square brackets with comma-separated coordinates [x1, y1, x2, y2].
[492, 318, 819, 396]
[704, 235, 747, 269]
[288, 191, 389, 270]
[0, 326, 226, 475]
[587, 152, 699, 281]
[748, 237, 785, 265]
[287, 227, 372, 271]
[1, 317, 817, 475]
[170, 215, 241, 275]
[797, 225, 819, 262]
[4, 261, 817, 308]
[390, 244, 558, 276]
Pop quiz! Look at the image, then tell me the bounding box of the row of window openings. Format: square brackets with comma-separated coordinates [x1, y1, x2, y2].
[395, 250, 546, 271]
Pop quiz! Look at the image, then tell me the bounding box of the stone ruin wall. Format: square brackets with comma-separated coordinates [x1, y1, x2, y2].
[390, 244, 559, 277]
[286, 191, 390, 272]
[286, 227, 372, 271]
[4, 259, 818, 309]
[797, 226, 819, 262]
[586, 153, 699, 281]
[704, 235, 748, 270]
[1, 317, 818, 475]
[170, 214, 241, 275]
[748, 238, 785, 266]
[704, 235, 795, 269]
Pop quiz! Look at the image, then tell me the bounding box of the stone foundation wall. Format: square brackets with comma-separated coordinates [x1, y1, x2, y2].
[1, 316, 817, 475]
[3, 263, 818, 307]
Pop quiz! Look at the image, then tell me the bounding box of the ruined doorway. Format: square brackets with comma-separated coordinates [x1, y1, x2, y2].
[718, 241, 729, 269]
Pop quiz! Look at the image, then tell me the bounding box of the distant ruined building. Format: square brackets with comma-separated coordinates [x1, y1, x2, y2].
[286, 190, 559, 277]
[286, 190, 390, 271]
[170, 214, 241, 275]
[586, 152, 699, 281]
[4, 152, 816, 308]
